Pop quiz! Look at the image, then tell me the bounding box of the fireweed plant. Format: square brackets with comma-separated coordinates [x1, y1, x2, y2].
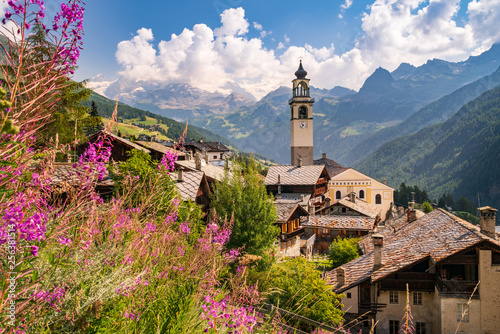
[0, 1, 267, 333]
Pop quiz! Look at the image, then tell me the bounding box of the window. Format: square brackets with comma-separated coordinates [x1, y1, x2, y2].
[213, 155, 217, 159]
[359, 190, 365, 199]
[413, 292, 422, 305]
[375, 194, 382, 204]
[457, 303, 469, 322]
[346, 292, 352, 298]
[389, 320, 400, 334]
[336, 190, 341, 199]
[298, 106, 307, 119]
[389, 291, 399, 304]
[342, 207, 347, 213]
[415, 322, 426, 334]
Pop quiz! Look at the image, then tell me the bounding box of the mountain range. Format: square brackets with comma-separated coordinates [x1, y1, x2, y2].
[356, 85, 500, 210]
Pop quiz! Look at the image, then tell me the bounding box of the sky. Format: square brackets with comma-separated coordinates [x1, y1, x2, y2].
[9, 0, 500, 99]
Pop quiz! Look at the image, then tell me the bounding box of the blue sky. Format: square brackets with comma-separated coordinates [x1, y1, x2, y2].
[71, 0, 500, 98]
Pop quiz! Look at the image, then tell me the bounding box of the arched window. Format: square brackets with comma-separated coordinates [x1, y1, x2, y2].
[299, 106, 307, 119]
[336, 190, 341, 200]
[375, 194, 382, 204]
[298, 82, 309, 96]
[359, 190, 365, 199]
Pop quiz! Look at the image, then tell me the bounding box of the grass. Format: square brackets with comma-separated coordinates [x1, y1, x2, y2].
[103, 118, 171, 141]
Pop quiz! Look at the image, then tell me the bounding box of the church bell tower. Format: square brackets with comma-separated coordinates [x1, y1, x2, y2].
[290, 60, 314, 166]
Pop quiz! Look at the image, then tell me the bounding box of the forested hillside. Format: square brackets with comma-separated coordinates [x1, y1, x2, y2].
[341, 66, 500, 165]
[82, 92, 234, 146]
[356, 86, 500, 210]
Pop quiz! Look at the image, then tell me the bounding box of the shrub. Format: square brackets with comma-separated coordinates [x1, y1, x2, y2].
[328, 237, 361, 268]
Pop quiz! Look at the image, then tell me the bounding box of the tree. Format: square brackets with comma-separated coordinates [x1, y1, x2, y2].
[210, 159, 279, 261]
[262, 258, 344, 327]
[422, 201, 434, 213]
[328, 237, 360, 268]
[457, 196, 476, 215]
[83, 100, 104, 136]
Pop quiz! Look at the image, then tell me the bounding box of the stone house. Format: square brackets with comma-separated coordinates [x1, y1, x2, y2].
[274, 203, 310, 257]
[327, 207, 500, 334]
[265, 165, 330, 211]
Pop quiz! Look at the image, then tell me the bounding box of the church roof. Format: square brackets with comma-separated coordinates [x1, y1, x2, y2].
[313, 156, 346, 177]
[295, 61, 308, 79]
[265, 165, 329, 186]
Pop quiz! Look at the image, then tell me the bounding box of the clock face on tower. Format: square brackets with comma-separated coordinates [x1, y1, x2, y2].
[299, 121, 308, 129]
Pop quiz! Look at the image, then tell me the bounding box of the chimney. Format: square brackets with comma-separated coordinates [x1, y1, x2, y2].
[479, 206, 497, 239]
[383, 178, 387, 185]
[407, 208, 417, 222]
[66, 152, 72, 163]
[309, 204, 315, 216]
[278, 185, 282, 195]
[322, 153, 327, 159]
[301, 194, 305, 203]
[373, 234, 383, 270]
[336, 267, 345, 286]
[298, 157, 303, 167]
[178, 169, 183, 182]
[194, 153, 202, 170]
[277, 174, 281, 185]
[349, 192, 356, 203]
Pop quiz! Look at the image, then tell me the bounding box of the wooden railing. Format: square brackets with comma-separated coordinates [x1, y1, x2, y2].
[280, 228, 305, 241]
[436, 275, 479, 297]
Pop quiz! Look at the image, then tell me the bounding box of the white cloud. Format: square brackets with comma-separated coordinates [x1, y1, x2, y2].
[253, 21, 263, 31]
[115, 3, 500, 99]
[341, 0, 354, 10]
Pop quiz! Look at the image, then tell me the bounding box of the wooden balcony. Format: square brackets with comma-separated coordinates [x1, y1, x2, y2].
[358, 302, 387, 314]
[436, 275, 479, 297]
[380, 273, 436, 292]
[280, 227, 305, 241]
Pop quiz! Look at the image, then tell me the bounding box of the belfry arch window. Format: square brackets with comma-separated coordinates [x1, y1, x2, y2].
[294, 81, 309, 97]
[336, 190, 341, 200]
[359, 190, 365, 199]
[375, 194, 382, 204]
[298, 106, 307, 119]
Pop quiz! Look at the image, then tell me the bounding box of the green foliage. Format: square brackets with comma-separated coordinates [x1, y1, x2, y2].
[357, 86, 500, 213]
[262, 258, 344, 327]
[210, 159, 279, 262]
[328, 237, 360, 268]
[455, 211, 480, 225]
[394, 183, 430, 207]
[422, 201, 434, 213]
[82, 91, 234, 147]
[457, 196, 477, 215]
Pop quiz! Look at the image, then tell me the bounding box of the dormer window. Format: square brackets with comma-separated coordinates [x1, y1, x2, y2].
[299, 106, 307, 119]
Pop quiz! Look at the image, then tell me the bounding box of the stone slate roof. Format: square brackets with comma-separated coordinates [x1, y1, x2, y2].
[303, 215, 375, 231]
[136, 141, 186, 157]
[265, 165, 328, 186]
[89, 131, 150, 153]
[313, 157, 346, 177]
[275, 203, 309, 223]
[184, 141, 230, 153]
[274, 193, 311, 206]
[337, 197, 382, 219]
[50, 162, 114, 190]
[171, 170, 206, 201]
[175, 159, 228, 182]
[327, 209, 500, 293]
